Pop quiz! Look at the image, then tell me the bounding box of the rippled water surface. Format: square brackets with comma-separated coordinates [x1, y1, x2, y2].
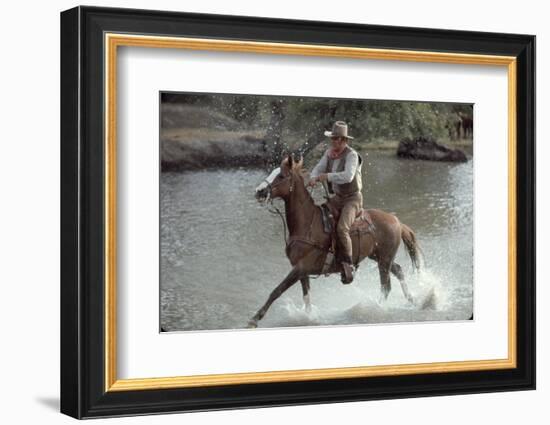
[160, 149, 473, 331]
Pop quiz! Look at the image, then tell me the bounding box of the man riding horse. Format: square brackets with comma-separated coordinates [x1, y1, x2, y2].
[308, 121, 363, 284]
[250, 122, 420, 328]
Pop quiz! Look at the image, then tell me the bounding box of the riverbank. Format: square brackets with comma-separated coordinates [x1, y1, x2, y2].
[358, 137, 473, 150]
[161, 127, 267, 170]
[161, 127, 473, 171]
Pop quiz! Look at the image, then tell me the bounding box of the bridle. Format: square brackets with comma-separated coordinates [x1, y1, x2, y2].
[262, 172, 325, 249]
[261, 172, 295, 245]
[262, 172, 294, 198]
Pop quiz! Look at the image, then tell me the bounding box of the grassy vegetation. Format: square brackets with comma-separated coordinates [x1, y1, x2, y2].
[163, 92, 472, 142]
[161, 92, 473, 168]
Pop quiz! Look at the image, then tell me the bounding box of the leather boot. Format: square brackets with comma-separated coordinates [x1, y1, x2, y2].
[340, 255, 355, 284]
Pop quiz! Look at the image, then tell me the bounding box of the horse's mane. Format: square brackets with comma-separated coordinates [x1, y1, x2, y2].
[292, 168, 316, 206]
[281, 154, 316, 206]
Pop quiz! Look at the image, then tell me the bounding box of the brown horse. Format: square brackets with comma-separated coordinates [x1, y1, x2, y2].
[249, 154, 422, 328]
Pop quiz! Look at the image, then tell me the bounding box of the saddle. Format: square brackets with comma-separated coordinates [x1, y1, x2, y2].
[319, 202, 376, 235]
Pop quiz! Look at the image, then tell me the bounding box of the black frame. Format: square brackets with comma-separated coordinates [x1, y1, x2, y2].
[61, 5, 536, 419]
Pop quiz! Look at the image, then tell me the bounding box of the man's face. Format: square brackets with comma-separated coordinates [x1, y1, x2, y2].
[331, 136, 346, 151]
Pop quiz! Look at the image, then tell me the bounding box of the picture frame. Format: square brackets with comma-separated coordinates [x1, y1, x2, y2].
[60, 5, 535, 419]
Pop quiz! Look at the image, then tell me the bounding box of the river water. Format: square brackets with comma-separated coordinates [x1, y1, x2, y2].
[160, 149, 473, 332]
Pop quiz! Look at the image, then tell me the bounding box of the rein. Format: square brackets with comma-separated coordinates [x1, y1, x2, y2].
[266, 181, 329, 252]
[266, 201, 289, 245]
[264, 173, 294, 245]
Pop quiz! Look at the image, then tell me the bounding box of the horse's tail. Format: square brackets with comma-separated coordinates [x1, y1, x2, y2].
[400, 223, 424, 271]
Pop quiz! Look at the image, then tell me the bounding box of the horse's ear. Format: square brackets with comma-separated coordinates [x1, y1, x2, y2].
[296, 154, 304, 169]
[288, 154, 294, 169]
[280, 155, 290, 175]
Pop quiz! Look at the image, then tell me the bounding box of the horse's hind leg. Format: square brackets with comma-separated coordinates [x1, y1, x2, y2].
[300, 277, 311, 313]
[377, 262, 392, 302]
[248, 266, 302, 328]
[390, 262, 414, 304]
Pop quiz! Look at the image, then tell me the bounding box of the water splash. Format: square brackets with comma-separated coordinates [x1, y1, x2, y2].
[414, 268, 451, 311]
[259, 263, 464, 329]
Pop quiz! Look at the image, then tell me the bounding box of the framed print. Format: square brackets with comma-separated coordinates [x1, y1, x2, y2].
[60, 6, 535, 419]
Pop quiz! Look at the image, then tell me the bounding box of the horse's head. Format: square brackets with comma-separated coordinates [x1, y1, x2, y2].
[255, 154, 304, 202]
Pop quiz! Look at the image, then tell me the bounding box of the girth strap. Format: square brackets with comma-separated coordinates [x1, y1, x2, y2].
[286, 235, 329, 252]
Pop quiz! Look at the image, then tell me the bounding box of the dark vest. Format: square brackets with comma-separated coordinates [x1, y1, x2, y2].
[325, 146, 363, 196]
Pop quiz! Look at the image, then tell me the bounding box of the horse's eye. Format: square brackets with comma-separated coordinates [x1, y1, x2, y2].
[278, 173, 284, 179]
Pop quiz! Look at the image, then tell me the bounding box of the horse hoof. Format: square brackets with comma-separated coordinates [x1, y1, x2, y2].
[378, 293, 389, 305]
[303, 295, 312, 313]
[247, 319, 258, 329]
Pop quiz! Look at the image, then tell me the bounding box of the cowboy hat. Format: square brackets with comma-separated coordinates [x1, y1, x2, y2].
[323, 121, 354, 139]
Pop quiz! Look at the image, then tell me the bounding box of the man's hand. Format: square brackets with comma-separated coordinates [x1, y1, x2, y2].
[308, 174, 328, 187]
[307, 177, 318, 188]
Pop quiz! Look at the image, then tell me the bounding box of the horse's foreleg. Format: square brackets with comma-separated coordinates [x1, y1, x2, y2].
[300, 277, 311, 313]
[248, 267, 302, 328]
[390, 262, 414, 304]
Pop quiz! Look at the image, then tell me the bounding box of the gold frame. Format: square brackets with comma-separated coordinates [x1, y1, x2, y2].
[104, 33, 517, 392]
